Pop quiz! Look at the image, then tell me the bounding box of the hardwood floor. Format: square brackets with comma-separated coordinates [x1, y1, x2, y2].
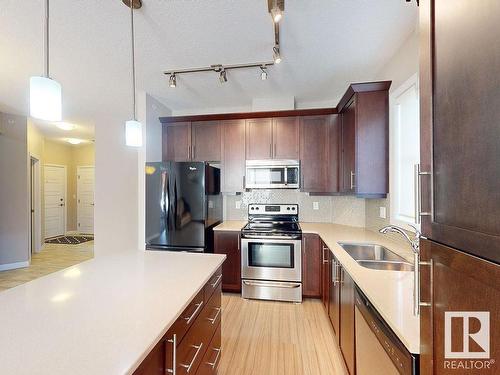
[219, 293, 348, 375]
[0, 242, 93, 292]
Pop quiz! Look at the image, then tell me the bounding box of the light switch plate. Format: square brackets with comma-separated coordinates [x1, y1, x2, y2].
[313, 202, 319, 210]
[235, 201, 241, 209]
[379, 206, 387, 219]
[208, 200, 214, 209]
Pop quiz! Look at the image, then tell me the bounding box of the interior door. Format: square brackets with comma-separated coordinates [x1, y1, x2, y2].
[44, 165, 66, 238]
[77, 166, 95, 234]
[245, 118, 273, 160]
[420, 0, 500, 263]
[420, 239, 500, 375]
[272, 117, 299, 159]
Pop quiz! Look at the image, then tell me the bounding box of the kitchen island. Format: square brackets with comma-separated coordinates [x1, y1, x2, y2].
[0, 250, 225, 375]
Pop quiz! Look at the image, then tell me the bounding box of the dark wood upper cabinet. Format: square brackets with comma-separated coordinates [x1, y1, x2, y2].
[221, 120, 246, 192]
[245, 118, 273, 160]
[299, 116, 330, 193]
[272, 117, 299, 159]
[214, 231, 241, 292]
[163, 122, 191, 162]
[302, 233, 322, 298]
[340, 268, 356, 375]
[419, 239, 500, 375]
[327, 115, 341, 193]
[191, 121, 221, 162]
[419, 0, 500, 263]
[338, 82, 390, 198]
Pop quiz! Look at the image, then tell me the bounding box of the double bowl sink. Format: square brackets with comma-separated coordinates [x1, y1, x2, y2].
[338, 243, 414, 272]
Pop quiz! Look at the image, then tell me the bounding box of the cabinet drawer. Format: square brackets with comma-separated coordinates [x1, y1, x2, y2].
[204, 266, 222, 303]
[196, 323, 221, 375]
[169, 289, 205, 346]
[176, 284, 222, 375]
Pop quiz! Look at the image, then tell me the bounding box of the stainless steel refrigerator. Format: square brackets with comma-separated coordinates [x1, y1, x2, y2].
[145, 162, 222, 252]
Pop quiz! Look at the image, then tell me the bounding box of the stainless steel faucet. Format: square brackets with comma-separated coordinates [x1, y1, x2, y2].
[379, 224, 425, 316]
[379, 224, 422, 254]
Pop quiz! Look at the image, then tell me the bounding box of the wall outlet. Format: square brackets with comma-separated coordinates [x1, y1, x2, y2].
[379, 206, 387, 219]
[235, 201, 241, 209]
[208, 200, 214, 209]
[313, 202, 319, 210]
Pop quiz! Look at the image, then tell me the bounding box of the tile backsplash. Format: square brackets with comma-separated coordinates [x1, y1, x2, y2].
[223, 190, 366, 227]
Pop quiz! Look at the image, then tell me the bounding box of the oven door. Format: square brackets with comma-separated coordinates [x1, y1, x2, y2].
[241, 238, 302, 282]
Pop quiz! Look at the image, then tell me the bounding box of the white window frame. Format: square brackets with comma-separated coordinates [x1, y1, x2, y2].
[389, 73, 421, 230]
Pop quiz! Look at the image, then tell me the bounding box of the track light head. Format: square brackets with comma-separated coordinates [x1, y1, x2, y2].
[271, 7, 283, 23]
[169, 73, 177, 88]
[273, 46, 282, 64]
[219, 69, 228, 84]
[260, 66, 268, 80]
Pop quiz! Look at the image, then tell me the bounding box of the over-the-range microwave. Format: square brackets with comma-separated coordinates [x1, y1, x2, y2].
[245, 160, 300, 189]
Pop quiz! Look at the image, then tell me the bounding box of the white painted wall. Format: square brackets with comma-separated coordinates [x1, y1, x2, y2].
[0, 113, 30, 270]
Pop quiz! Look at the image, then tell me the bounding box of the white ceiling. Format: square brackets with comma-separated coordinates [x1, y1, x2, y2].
[0, 0, 418, 138]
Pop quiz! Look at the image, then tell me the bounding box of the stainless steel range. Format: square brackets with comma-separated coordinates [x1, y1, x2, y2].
[241, 204, 302, 303]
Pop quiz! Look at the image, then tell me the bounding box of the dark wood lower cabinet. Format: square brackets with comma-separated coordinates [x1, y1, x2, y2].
[321, 242, 331, 312]
[302, 233, 322, 298]
[214, 231, 241, 292]
[134, 267, 223, 375]
[340, 268, 356, 375]
[329, 254, 341, 344]
[420, 239, 500, 375]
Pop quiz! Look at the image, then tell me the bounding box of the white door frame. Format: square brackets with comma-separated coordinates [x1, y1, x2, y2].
[30, 154, 42, 253]
[44, 164, 67, 237]
[77, 165, 95, 234]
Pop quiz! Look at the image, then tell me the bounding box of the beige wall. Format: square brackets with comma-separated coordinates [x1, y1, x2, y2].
[27, 127, 95, 235]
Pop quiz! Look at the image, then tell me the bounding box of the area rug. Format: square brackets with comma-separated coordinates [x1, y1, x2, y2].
[45, 235, 94, 245]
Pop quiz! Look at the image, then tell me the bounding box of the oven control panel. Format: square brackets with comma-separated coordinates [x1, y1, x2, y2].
[248, 204, 299, 215]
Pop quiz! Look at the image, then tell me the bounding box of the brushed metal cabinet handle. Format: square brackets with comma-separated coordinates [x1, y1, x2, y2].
[184, 301, 204, 325]
[206, 347, 221, 369]
[206, 307, 221, 325]
[211, 274, 222, 288]
[350, 171, 355, 190]
[418, 258, 433, 315]
[166, 334, 177, 374]
[179, 343, 203, 373]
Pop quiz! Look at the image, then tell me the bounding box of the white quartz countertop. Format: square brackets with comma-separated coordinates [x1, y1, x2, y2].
[300, 223, 420, 354]
[213, 221, 246, 231]
[0, 251, 226, 375]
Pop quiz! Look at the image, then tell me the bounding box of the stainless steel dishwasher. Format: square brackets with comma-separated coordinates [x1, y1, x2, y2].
[355, 287, 418, 375]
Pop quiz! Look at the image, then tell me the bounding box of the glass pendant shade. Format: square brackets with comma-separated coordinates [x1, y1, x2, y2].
[125, 120, 142, 147]
[30, 76, 62, 121]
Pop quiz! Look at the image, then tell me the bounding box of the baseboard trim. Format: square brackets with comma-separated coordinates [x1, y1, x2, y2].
[0, 261, 30, 271]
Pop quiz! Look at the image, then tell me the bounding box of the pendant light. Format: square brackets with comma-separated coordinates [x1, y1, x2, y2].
[125, 0, 142, 147]
[30, 0, 62, 122]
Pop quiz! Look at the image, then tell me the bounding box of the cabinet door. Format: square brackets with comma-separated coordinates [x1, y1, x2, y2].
[196, 323, 222, 375]
[133, 339, 165, 375]
[329, 255, 341, 344]
[221, 120, 245, 192]
[419, 239, 500, 375]
[302, 233, 322, 298]
[321, 243, 331, 312]
[163, 122, 191, 162]
[191, 121, 221, 162]
[420, 0, 500, 263]
[299, 116, 329, 192]
[245, 118, 273, 160]
[214, 231, 241, 292]
[327, 114, 341, 193]
[341, 101, 356, 193]
[340, 268, 356, 375]
[272, 117, 299, 159]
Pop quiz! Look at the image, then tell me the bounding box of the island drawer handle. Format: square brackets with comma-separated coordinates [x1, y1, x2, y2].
[184, 301, 204, 325]
[207, 307, 221, 325]
[206, 347, 222, 369]
[179, 343, 203, 373]
[211, 274, 222, 288]
[166, 334, 176, 375]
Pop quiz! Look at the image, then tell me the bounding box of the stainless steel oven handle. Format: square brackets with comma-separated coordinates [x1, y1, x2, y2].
[242, 280, 301, 289]
[241, 236, 301, 241]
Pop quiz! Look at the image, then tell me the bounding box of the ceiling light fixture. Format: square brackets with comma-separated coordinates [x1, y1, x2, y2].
[273, 45, 282, 64]
[125, 0, 142, 147]
[56, 122, 76, 131]
[29, 0, 62, 122]
[169, 73, 177, 88]
[260, 66, 268, 80]
[219, 69, 228, 84]
[67, 138, 82, 145]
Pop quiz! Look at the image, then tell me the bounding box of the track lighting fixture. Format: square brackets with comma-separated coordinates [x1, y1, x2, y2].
[169, 73, 177, 88]
[269, 0, 284, 23]
[273, 46, 282, 64]
[260, 66, 268, 80]
[271, 6, 283, 23]
[219, 69, 228, 84]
